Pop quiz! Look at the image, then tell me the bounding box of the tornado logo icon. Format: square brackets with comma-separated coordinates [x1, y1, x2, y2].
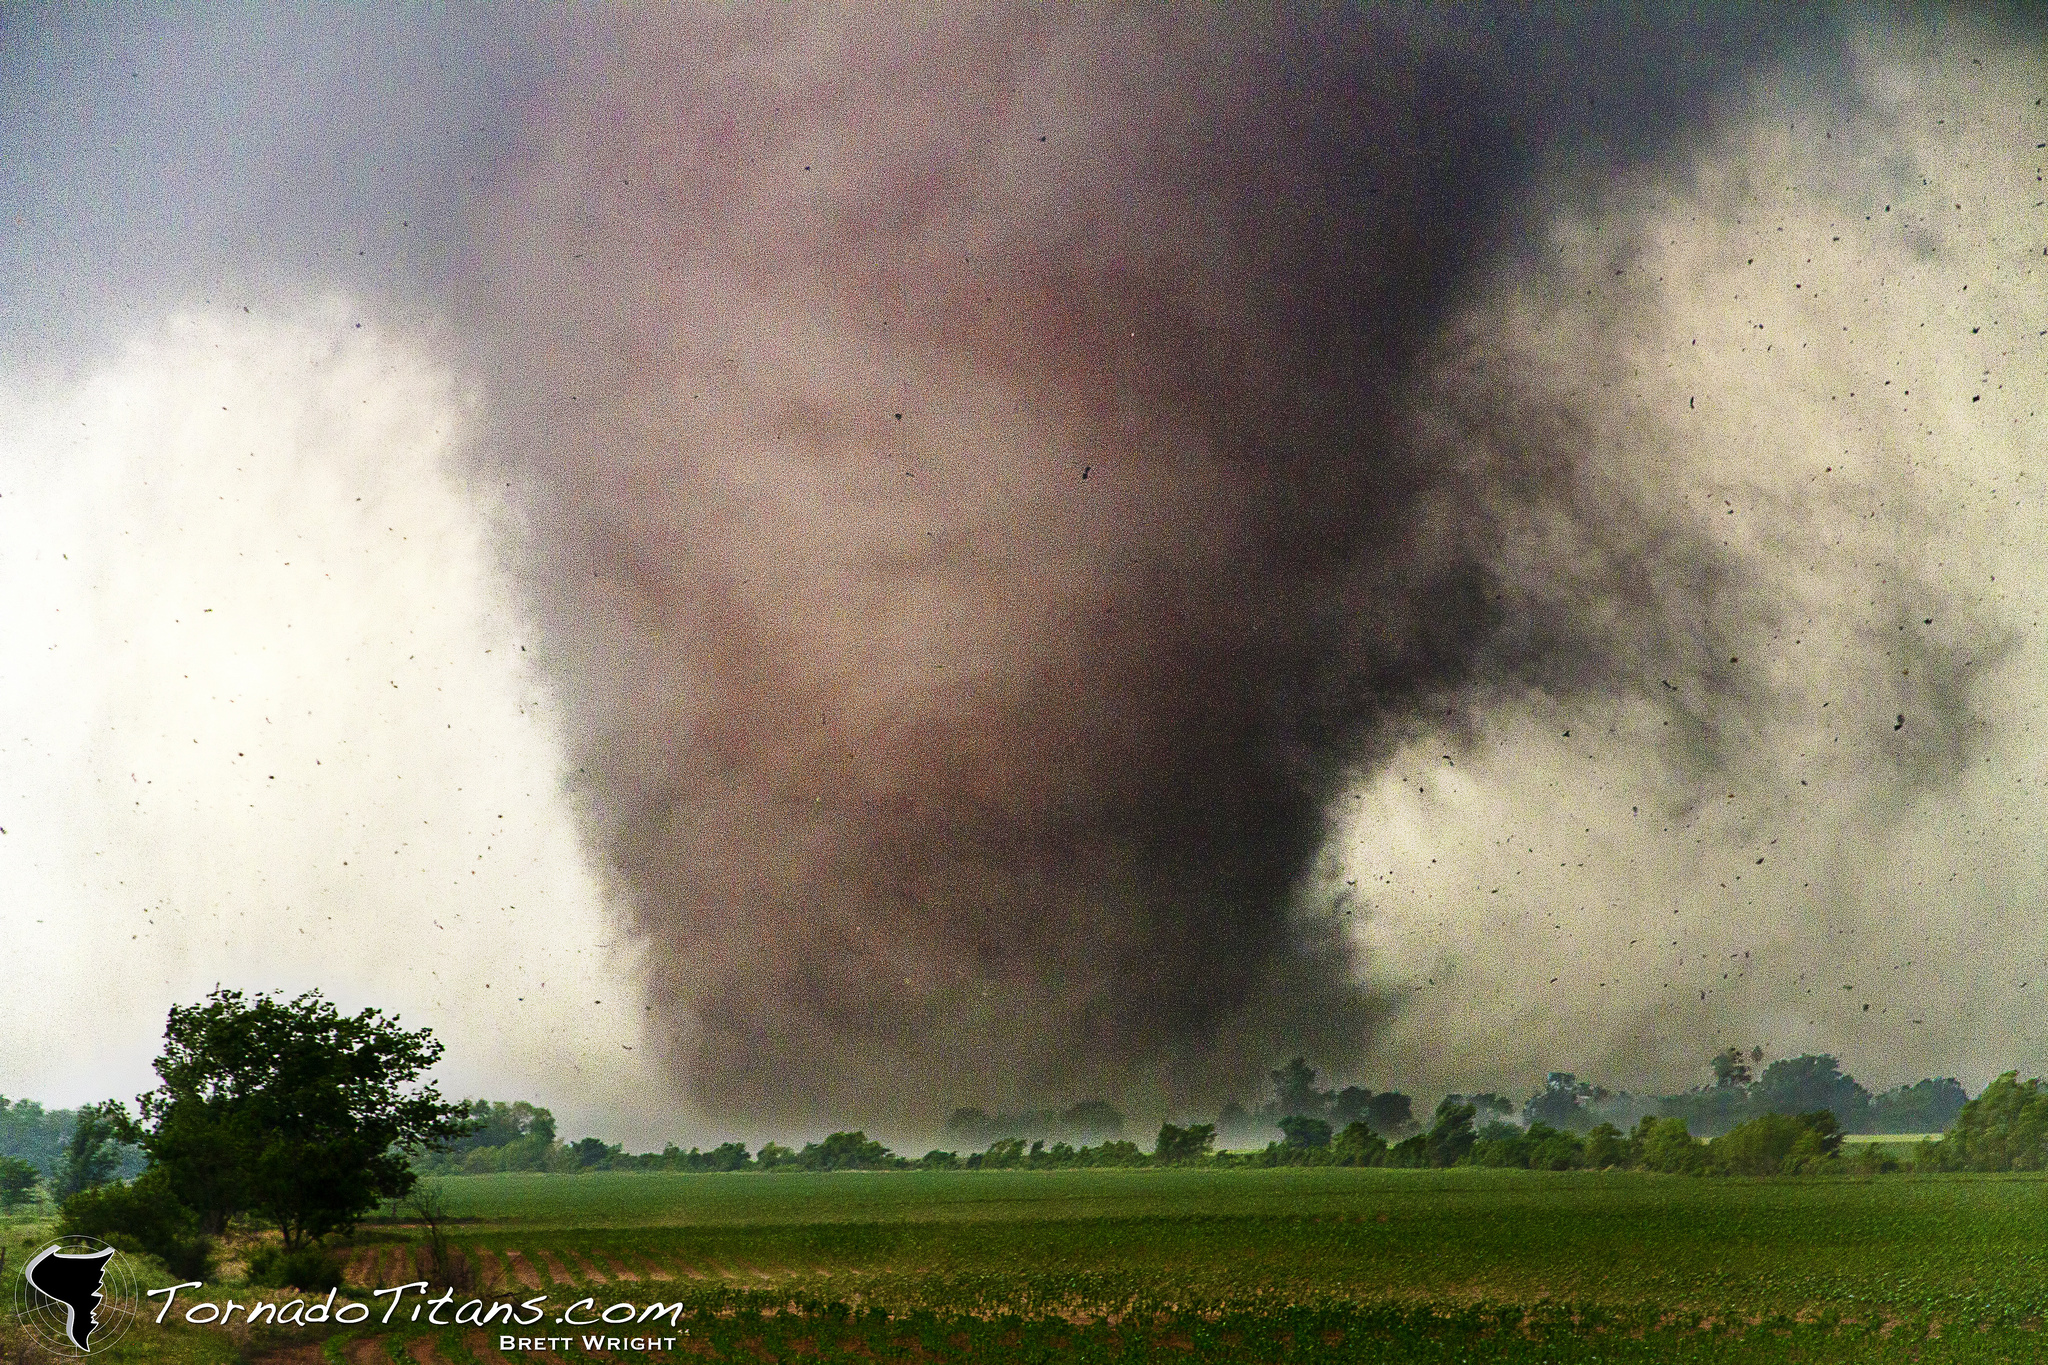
[13, 1238, 139, 1356]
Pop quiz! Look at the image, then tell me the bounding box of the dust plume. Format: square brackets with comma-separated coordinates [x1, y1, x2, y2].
[462, 6, 1983, 1126]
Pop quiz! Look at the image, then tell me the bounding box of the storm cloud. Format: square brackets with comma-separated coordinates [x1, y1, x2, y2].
[2, 5, 2042, 1136]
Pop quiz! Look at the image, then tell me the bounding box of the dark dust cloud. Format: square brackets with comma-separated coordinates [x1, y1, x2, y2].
[4, 5, 2042, 1134]
[459, 6, 1980, 1127]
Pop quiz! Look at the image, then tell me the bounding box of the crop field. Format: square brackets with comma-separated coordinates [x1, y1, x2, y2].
[10, 1169, 2048, 1362]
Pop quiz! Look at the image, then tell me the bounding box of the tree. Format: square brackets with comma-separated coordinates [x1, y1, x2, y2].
[1868, 1078, 1968, 1134]
[1277, 1115, 1333, 1149]
[1919, 1072, 2048, 1172]
[1632, 1116, 1707, 1175]
[1709, 1111, 1842, 1175]
[1583, 1122, 1629, 1169]
[54, 1102, 125, 1200]
[1522, 1074, 1610, 1132]
[796, 1131, 898, 1171]
[1710, 1047, 1756, 1089]
[1269, 1058, 1329, 1119]
[0, 1154, 38, 1207]
[1422, 1100, 1478, 1167]
[1153, 1122, 1215, 1163]
[132, 988, 472, 1249]
[1330, 1121, 1386, 1167]
[568, 1137, 617, 1169]
[1750, 1055, 1870, 1131]
[1058, 1100, 1125, 1140]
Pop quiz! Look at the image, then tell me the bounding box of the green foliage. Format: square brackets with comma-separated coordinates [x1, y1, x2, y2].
[1522, 1074, 1610, 1132]
[942, 1099, 1126, 1147]
[795, 1131, 901, 1171]
[1868, 1077, 1968, 1134]
[1750, 1055, 1871, 1131]
[54, 1101, 128, 1199]
[1919, 1071, 2048, 1171]
[1583, 1122, 1629, 1169]
[1269, 1057, 1323, 1115]
[568, 1136, 617, 1168]
[0, 1153, 40, 1206]
[243, 1243, 343, 1291]
[1330, 1121, 1387, 1166]
[1709, 1110, 1842, 1176]
[1276, 1114, 1331, 1149]
[57, 1167, 214, 1281]
[1710, 1045, 1761, 1088]
[134, 987, 470, 1248]
[1152, 1122, 1216, 1163]
[1469, 1121, 1585, 1170]
[0, 1094, 135, 1183]
[1633, 1116, 1708, 1175]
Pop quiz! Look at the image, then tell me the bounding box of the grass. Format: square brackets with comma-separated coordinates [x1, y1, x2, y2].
[12, 1169, 2048, 1361]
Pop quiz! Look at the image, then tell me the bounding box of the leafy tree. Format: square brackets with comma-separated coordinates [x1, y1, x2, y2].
[797, 1131, 899, 1171]
[1058, 1100, 1125, 1140]
[0, 1096, 78, 1182]
[1450, 1093, 1516, 1123]
[569, 1137, 617, 1168]
[698, 1140, 752, 1172]
[755, 1142, 796, 1169]
[0, 1154, 39, 1207]
[1583, 1122, 1629, 1169]
[54, 1102, 126, 1200]
[131, 987, 472, 1249]
[1277, 1115, 1333, 1149]
[1522, 1074, 1610, 1133]
[1657, 1083, 1752, 1138]
[1153, 1122, 1216, 1163]
[1330, 1121, 1386, 1167]
[1919, 1072, 2048, 1171]
[1423, 1100, 1478, 1167]
[1632, 1116, 1708, 1175]
[1709, 1110, 1842, 1175]
[1468, 1121, 1583, 1171]
[1750, 1055, 1871, 1131]
[1868, 1078, 1968, 1134]
[1269, 1058, 1329, 1119]
[1710, 1047, 1757, 1089]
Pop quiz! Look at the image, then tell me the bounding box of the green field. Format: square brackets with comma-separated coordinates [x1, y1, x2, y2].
[10, 1168, 2048, 1361]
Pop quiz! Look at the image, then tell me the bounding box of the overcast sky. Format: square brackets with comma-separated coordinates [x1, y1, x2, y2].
[1, 6, 2043, 1148]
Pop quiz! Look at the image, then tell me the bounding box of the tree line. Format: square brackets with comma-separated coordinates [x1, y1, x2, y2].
[417, 1053, 1983, 1181]
[13, 984, 2048, 1296]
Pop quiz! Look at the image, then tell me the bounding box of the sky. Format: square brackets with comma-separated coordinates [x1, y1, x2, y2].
[0, 5, 2043, 1150]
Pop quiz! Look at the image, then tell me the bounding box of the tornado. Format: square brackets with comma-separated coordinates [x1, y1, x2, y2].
[461, 5, 1977, 1126]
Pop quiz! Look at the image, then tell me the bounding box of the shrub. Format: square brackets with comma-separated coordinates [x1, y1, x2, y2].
[58, 1168, 214, 1281]
[1633, 1117, 1708, 1175]
[246, 1244, 343, 1291]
